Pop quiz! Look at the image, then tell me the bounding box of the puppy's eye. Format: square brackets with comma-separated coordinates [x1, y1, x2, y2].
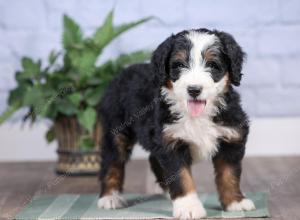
[172, 62, 187, 70]
[206, 61, 221, 71]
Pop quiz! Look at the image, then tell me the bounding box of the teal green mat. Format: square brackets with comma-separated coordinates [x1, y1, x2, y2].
[15, 192, 269, 219]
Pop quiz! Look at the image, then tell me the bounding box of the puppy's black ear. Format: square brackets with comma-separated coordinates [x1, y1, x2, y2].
[151, 35, 174, 86]
[215, 31, 246, 86]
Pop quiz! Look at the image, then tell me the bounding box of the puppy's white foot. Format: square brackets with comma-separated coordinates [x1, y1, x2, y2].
[173, 192, 207, 219]
[226, 198, 256, 211]
[97, 191, 127, 209]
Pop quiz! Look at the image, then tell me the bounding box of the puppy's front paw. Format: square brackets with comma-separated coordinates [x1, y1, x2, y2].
[226, 198, 256, 211]
[97, 191, 127, 209]
[173, 193, 207, 219]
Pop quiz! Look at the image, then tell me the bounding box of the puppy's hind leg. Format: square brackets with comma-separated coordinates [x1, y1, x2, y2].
[98, 132, 135, 209]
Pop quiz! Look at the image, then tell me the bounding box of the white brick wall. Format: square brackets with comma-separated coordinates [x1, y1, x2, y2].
[0, 0, 300, 117]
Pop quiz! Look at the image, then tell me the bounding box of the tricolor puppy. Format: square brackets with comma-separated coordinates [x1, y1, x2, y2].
[97, 28, 255, 219]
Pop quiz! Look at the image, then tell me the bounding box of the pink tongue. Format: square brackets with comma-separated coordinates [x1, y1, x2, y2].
[188, 100, 206, 117]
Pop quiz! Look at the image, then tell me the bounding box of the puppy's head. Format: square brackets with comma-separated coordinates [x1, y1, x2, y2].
[152, 29, 245, 118]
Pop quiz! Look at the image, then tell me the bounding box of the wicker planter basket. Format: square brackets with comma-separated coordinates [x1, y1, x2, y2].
[54, 116, 101, 176]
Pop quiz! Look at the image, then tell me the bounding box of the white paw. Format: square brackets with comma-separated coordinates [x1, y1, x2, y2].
[173, 193, 207, 219]
[226, 198, 256, 211]
[97, 191, 127, 209]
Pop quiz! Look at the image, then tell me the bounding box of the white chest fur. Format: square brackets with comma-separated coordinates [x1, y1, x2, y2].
[163, 115, 239, 162]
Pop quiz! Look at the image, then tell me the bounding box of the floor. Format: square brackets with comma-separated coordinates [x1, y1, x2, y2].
[0, 157, 299, 220]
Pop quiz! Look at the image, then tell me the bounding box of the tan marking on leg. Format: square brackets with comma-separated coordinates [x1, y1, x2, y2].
[114, 134, 134, 162]
[102, 163, 124, 196]
[160, 135, 196, 197]
[214, 158, 244, 208]
[180, 167, 196, 195]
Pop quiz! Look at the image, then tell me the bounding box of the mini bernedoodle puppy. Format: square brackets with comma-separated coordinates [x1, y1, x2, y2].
[97, 28, 256, 219]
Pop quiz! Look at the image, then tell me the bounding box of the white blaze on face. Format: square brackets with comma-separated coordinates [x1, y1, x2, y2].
[161, 31, 237, 160]
[162, 31, 228, 118]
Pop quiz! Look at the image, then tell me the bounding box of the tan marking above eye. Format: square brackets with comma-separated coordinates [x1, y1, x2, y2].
[174, 50, 187, 61]
[204, 50, 217, 62]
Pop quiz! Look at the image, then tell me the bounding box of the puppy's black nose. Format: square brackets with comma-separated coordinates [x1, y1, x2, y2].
[187, 86, 202, 98]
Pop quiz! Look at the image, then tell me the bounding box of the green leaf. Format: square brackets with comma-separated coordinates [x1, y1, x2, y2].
[47, 71, 74, 90]
[78, 107, 96, 132]
[93, 50, 151, 94]
[56, 98, 78, 116]
[93, 11, 152, 51]
[8, 84, 29, 105]
[22, 57, 40, 71]
[68, 48, 98, 77]
[23, 87, 44, 107]
[0, 102, 21, 124]
[18, 57, 41, 80]
[79, 136, 95, 151]
[84, 87, 102, 106]
[68, 92, 82, 106]
[114, 16, 152, 38]
[63, 15, 83, 49]
[93, 10, 114, 50]
[78, 50, 98, 76]
[42, 102, 58, 119]
[37, 88, 59, 118]
[48, 50, 60, 65]
[114, 50, 151, 68]
[21, 86, 48, 118]
[45, 126, 55, 143]
[86, 76, 102, 86]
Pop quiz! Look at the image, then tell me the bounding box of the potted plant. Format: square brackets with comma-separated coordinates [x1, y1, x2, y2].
[0, 10, 152, 175]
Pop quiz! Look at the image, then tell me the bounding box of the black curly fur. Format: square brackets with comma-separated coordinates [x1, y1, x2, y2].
[98, 28, 249, 204]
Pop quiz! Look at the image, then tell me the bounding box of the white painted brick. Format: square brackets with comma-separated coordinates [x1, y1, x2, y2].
[97, 40, 120, 65]
[257, 25, 300, 56]
[281, 57, 300, 86]
[242, 57, 281, 87]
[2, 30, 60, 62]
[139, 0, 186, 26]
[114, 0, 143, 23]
[118, 25, 257, 56]
[0, 0, 299, 119]
[0, 63, 16, 91]
[117, 25, 177, 53]
[0, 91, 8, 114]
[280, 0, 300, 22]
[186, 0, 279, 27]
[0, 32, 15, 62]
[45, 0, 114, 29]
[256, 88, 300, 117]
[237, 88, 258, 116]
[220, 27, 258, 56]
[0, 107, 29, 122]
[0, 0, 46, 29]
